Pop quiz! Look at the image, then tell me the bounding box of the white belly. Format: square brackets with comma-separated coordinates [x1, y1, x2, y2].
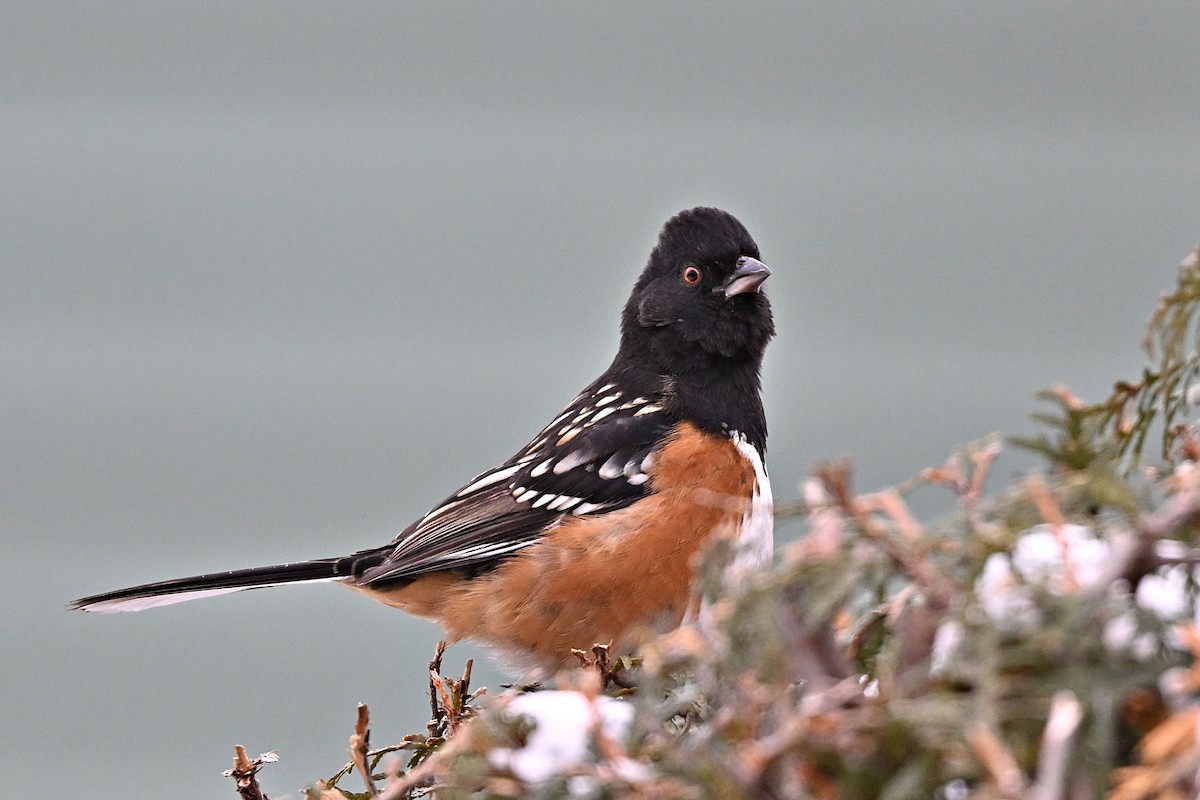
[730, 432, 773, 575]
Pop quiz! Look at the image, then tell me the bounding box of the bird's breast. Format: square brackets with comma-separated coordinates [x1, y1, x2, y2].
[363, 421, 771, 678]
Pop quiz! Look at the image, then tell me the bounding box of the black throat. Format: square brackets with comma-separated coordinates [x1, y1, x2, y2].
[603, 341, 768, 454]
[668, 358, 767, 453]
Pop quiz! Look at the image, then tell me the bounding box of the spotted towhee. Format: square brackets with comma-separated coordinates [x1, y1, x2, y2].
[73, 207, 775, 676]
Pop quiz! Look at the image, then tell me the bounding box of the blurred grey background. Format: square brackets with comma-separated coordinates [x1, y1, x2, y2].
[3, 2, 1198, 796]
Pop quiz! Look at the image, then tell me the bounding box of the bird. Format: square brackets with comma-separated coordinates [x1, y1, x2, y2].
[73, 206, 776, 677]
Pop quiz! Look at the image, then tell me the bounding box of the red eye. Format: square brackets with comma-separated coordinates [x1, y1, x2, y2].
[682, 266, 702, 285]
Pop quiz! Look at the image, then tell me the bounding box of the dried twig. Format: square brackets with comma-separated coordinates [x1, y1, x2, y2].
[224, 745, 276, 800]
[819, 462, 957, 608]
[351, 703, 378, 797]
[969, 724, 1030, 799]
[374, 728, 473, 800]
[1101, 466, 1200, 588]
[570, 642, 639, 691]
[864, 490, 922, 542]
[425, 641, 480, 739]
[1031, 691, 1084, 800]
[909, 453, 966, 496]
[967, 439, 1002, 509]
[572, 642, 608, 670]
[323, 643, 483, 796]
[427, 641, 447, 736]
[1026, 474, 1079, 591]
[323, 743, 413, 790]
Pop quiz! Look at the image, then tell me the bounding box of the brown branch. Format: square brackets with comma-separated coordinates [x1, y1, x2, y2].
[739, 676, 864, 792]
[906, 454, 966, 496]
[1026, 474, 1079, 591]
[427, 641, 447, 736]
[864, 490, 922, 542]
[818, 462, 957, 608]
[351, 703, 378, 798]
[969, 724, 1030, 799]
[422, 641, 481, 748]
[430, 671, 454, 730]
[967, 438, 1002, 509]
[375, 727, 474, 800]
[223, 745, 276, 800]
[460, 658, 474, 701]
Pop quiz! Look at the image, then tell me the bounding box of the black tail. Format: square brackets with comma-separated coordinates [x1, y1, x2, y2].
[71, 558, 350, 613]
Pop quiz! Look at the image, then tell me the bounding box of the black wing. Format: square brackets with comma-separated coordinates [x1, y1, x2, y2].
[359, 383, 674, 584]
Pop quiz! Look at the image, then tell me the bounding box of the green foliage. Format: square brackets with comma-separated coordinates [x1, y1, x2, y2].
[1015, 248, 1200, 475]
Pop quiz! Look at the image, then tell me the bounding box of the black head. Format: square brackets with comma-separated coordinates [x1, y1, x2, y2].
[620, 207, 775, 374]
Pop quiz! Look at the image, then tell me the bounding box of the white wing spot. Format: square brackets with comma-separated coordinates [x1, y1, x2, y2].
[595, 393, 621, 406]
[457, 464, 520, 496]
[553, 448, 593, 474]
[634, 404, 662, 416]
[598, 453, 625, 480]
[573, 501, 605, 515]
[516, 488, 539, 503]
[421, 497, 467, 524]
[531, 493, 556, 509]
[539, 410, 573, 435]
[556, 428, 581, 446]
[627, 473, 649, 486]
[439, 539, 531, 565]
[597, 383, 615, 393]
[530, 458, 553, 478]
[589, 407, 617, 425]
[547, 495, 582, 511]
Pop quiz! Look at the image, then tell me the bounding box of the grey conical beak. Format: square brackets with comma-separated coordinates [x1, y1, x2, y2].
[721, 256, 771, 297]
